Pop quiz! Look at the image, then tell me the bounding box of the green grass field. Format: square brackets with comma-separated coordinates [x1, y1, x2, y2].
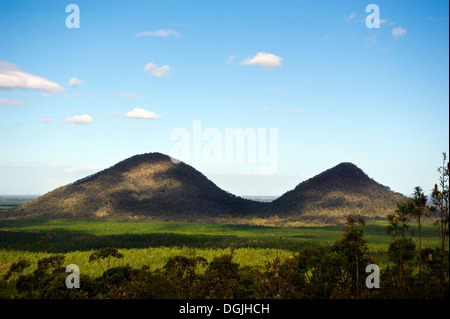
[0, 219, 441, 278]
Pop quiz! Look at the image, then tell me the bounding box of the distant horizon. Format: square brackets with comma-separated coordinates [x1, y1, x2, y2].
[0, 155, 417, 200]
[0, 151, 438, 198]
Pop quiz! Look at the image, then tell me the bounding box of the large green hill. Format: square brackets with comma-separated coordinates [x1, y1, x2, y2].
[6, 153, 263, 219]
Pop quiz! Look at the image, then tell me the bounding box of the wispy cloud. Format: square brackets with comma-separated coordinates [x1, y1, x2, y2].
[0, 60, 64, 94]
[428, 16, 445, 22]
[136, 29, 179, 37]
[284, 108, 303, 114]
[392, 26, 407, 38]
[40, 116, 53, 123]
[63, 113, 93, 125]
[226, 55, 235, 64]
[0, 98, 24, 107]
[68, 77, 83, 87]
[0, 163, 62, 169]
[63, 92, 98, 98]
[240, 52, 283, 69]
[366, 32, 377, 44]
[346, 12, 357, 21]
[64, 165, 105, 173]
[0, 162, 104, 174]
[144, 62, 171, 77]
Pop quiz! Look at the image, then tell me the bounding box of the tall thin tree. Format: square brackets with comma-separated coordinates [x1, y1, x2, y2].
[387, 201, 414, 298]
[429, 152, 449, 296]
[411, 186, 427, 273]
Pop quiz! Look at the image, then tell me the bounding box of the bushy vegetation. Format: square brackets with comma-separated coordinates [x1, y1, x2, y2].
[0, 210, 447, 299]
[0, 214, 447, 299]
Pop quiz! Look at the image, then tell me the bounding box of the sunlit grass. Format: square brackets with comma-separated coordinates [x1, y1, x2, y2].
[0, 219, 442, 277]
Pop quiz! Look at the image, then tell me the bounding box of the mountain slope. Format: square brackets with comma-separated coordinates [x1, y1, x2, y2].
[270, 162, 406, 221]
[7, 153, 263, 219]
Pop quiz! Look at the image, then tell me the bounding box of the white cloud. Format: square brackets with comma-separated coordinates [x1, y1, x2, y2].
[392, 26, 407, 38]
[136, 29, 179, 37]
[0, 98, 23, 107]
[63, 113, 93, 125]
[68, 77, 83, 87]
[40, 116, 53, 123]
[240, 52, 283, 69]
[144, 62, 171, 77]
[0, 60, 64, 94]
[123, 108, 162, 119]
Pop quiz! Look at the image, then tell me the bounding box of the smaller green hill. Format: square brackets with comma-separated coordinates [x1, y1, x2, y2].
[270, 162, 406, 222]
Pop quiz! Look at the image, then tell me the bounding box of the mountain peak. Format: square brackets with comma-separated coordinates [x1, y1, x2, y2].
[271, 161, 405, 222]
[327, 162, 364, 173]
[334, 162, 359, 168]
[73, 152, 176, 186]
[298, 162, 370, 189]
[9, 152, 261, 219]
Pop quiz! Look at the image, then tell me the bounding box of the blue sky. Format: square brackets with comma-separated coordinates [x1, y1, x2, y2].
[0, 0, 448, 196]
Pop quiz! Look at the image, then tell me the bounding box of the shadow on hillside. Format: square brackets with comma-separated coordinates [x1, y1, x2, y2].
[0, 229, 307, 253]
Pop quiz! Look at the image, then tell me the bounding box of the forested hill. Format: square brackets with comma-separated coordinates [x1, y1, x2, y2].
[270, 162, 406, 221]
[6, 153, 264, 219]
